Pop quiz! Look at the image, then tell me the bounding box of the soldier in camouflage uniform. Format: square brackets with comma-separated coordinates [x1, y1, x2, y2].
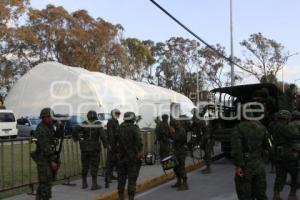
[155, 114, 171, 159]
[73, 110, 108, 190]
[291, 110, 300, 132]
[32, 108, 63, 200]
[272, 110, 300, 200]
[191, 108, 212, 174]
[105, 109, 121, 188]
[231, 105, 271, 200]
[117, 112, 143, 200]
[170, 119, 189, 191]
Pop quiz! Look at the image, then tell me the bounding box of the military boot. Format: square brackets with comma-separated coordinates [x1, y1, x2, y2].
[272, 191, 282, 200]
[171, 178, 182, 188]
[201, 166, 211, 174]
[91, 176, 102, 190]
[177, 178, 189, 191]
[82, 175, 88, 189]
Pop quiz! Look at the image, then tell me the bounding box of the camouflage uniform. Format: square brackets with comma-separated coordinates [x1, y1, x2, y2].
[272, 110, 300, 200]
[73, 111, 108, 190]
[105, 110, 120, 188]
[33, 108, 63, 200]
[231, 120, 270, 200]
[170, 120, 188, 191]
[290, 111, 300, 132]
[191, 115, 212, 173]
[155, 114, 170, 159]
[117, 112, 143, 200]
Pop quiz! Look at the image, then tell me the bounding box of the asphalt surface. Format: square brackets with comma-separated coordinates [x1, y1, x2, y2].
[136, 158, 292, 200]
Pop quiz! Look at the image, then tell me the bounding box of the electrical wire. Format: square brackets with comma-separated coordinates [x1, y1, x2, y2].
[149, 0, 244, 70]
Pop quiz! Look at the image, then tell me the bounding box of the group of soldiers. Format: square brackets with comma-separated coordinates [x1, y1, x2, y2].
[154, 109, 213, 191]
[31, 108, 143, 200]
[231, 101, 300, 199]
[30, 95, 300, 200]
[30, 106, 213, 200]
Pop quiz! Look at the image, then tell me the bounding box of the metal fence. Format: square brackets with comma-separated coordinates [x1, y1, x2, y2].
[0, 130, 157, 195]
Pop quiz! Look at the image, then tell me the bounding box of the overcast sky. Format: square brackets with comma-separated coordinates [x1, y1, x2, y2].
[30, 0, 300, 85]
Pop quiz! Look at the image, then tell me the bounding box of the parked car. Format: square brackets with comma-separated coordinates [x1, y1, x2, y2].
[17, 117, 41, 137]
[0, 109, 18, 139]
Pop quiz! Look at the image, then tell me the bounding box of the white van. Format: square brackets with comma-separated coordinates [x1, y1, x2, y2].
[0, 109, 18, 138]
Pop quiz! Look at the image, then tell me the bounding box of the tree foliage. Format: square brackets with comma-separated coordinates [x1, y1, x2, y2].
[240, 32, 289, 82]
[0, 3, 291, 100]
[0, 0, 29, 95]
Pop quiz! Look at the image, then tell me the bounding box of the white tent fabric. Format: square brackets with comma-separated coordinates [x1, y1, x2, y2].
[5, 62, 195, 128]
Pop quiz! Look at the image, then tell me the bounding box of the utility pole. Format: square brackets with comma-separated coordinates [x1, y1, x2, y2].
[230, 0, 235, 86]
[196, 71, 200, 104]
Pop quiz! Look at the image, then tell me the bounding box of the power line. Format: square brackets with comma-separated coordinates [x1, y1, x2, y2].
[149, 0, 243, 71]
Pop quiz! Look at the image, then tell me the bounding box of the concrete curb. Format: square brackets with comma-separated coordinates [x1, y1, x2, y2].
[95, 160, 206, 200]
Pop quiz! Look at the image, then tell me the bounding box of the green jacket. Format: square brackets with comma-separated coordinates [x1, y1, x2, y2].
[107, 118, 120, 147]
[155, 121, 170, 145]
[34, 122, 63, 162]
[192, 117, 209, 142]
[74, 120, 108, 152]
[272, 121, 300, 161]
[172, 126, 187, 156]
[231, 120, 270, 168]
[117, 121, 143, 162]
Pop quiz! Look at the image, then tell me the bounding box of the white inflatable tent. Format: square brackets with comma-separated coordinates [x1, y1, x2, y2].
[5, 62, 195, 129]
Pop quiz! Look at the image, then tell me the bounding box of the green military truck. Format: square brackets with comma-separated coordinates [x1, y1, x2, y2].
[208, 83, 294, 157]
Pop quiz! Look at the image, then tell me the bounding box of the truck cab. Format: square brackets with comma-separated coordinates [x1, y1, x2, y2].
[208, 83, 284, 156]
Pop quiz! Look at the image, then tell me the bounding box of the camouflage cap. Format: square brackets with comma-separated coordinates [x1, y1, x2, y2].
[292, 111, 300, 120]
[40, 108, 54, 118]
[275, 110, 291, 120]
[111, 108, 121, 115]
[123, 112, 136, 121]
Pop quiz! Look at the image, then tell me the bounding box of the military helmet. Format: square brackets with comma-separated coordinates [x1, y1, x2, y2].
[40, 108, 54, 118]
[123, 112, 136, 121]
[276, 110, 291, 120]
[87, 110, 98, 121]
[111, 108, 121, 116]
[292, 111, 300, 120]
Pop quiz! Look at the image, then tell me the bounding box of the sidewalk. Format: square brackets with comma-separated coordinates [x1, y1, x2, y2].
[6, 144, 222, 200]
[5, 157, 204, 200]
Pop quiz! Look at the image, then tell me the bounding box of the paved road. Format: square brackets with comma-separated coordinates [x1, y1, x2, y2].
[136, 158, 292, 200]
